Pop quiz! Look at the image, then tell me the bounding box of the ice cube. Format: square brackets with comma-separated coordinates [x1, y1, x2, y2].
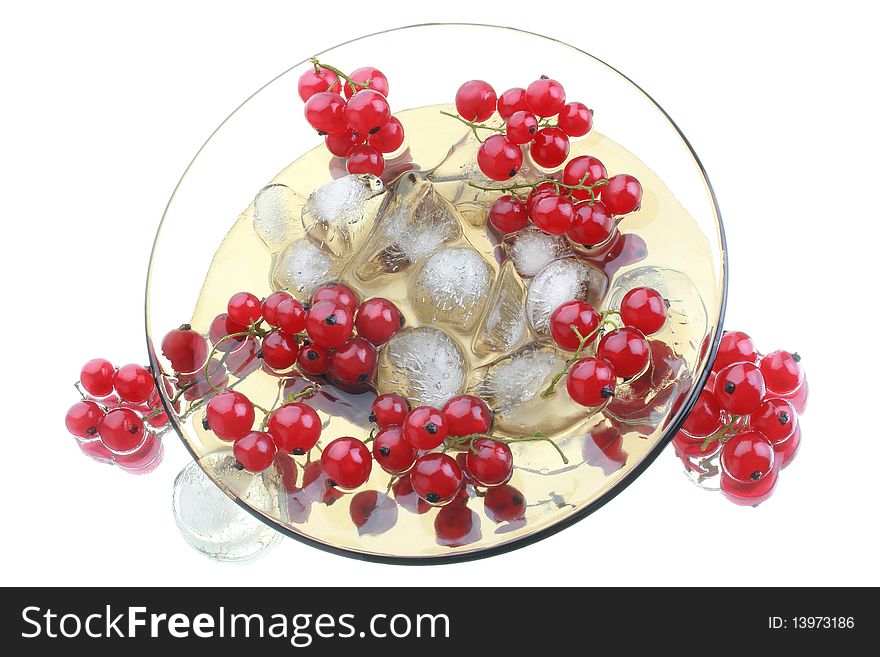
[504, 227, 573, 278]
[302, 174, 384, 258]
[376, 327, 468, 407]
[427, 132, 543, 185]
[171, 452, 282, 563]
[271, 237, 342, 298]
[525, 259, 607, 335]
[253, 184, 306, 253]
[410, 247, 494, 333]
[472, 260, 529, 356]
[352, 172, 461, 282]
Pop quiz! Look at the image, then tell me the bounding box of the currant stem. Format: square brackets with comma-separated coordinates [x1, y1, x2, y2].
[469, 176, 608, 197]
[444, 432, 569, 465]
[310, 58, 371, 96]
[542, 314, 620, 398]
[700, 415, 746, 452]
[439, 110, 505, 143]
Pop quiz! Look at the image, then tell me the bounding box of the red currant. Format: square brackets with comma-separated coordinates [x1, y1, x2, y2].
[297, 67, 341, 101]
[328, 337, 377, 386]
[205, 390, 255, 441]
[549, 300, 601, 351]
[721, 430, 775, 483]
[720, 467, 779, 506]
[760, 350, 804, 395]
[411, 453, 463, 505]
[305, 300, 354, 348]
[563, 155, 607, 201]
[557, 101, 593, 137]
[312, 283, 358, 313]
[477, 135, 523, 181]
[714, 362, 766, 415]
[267, 402, 321, 455]
[506, 110, 539, 144]
[567, 357, 616, 407]
[455, 80, 497, 122]
[496, 87, 528, 119]
[525, 77, 566, 117]
[368, 116, 405, 153]
[526, 181, 559, 212]
[97, 407, 145, 453]
[750, 398, 796, 443]
[597, 327, 650, 379]
[275, 297, 307, 334]
[600, 174, 643, 215]
[342, 67, 389, 100]
[227, 291, 262, 326]
[488, 195, 529, 234]
[530, 127, 570, 169]
[260, 329, 300, 371]
[304, 91, 348, 135]
[297, 342, 331, 375]
[372, 426, 418, 475]
[354, 297, 404, 345]
[320, 436, 372, 489]
[346, 144, 384, 176]
[345, 89, 390, 135]
[114, 433, 162, 472]
[530, 193, 575, 234]
[773, 417, 801, 468]
[370, 393, 410, 428]
[441, 394, 492, 437]
[466, 438, 513, 487]
[65, 400, 104, 438]
[620, 287, 667, 335]
[113, 364, 154, 404]
[567, 201, 614, 247]
[161, 325, 208, 374]
[681, 389, 723, 437]
[484, 485, 526, 522]
[325, 129, 363, 157]
[261, 291, 293, 327]
[80, 358, 116, 398]
[209, 313, 247, 351]
[233, 431, 277, 473]
[402, 406, 448, 450]
[713, 331, 758, 372]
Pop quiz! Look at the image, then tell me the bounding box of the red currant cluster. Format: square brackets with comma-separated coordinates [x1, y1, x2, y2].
[674, 330, 808, 505]
[542, 287, 667, 406]
[64, 359, 168, 474]
[298, 59, 403, 177]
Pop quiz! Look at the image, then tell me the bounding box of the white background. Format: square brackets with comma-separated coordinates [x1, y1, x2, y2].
[1, 0, 877, 587]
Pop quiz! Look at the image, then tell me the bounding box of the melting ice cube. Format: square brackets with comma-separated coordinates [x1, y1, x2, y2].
[271, 237, 342, 298]
[504, 226, 573, 278]
[302, 174, 384, 258]
[253, 184, 306, 253]
[526, 259, 606, 335]
[472, 260, 529, 356]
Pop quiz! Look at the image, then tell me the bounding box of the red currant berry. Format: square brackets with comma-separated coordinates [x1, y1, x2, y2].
[312, 282, 358, 313]
[600, 174, 643, 215]
[530, 127, 570, 169]
[563, 155, 608, 201]
[304, 91, 348, 135]
[370, 393, 410, 429]
[227, 291, 262, 326]
[525, 77, 566, 117]
[368, 116, 405, 153]
[354, 297, 404, 345]
[557, 101, 593, 137]
[261, 291, 293, 327]
[65, 400, 104, 438]
[455, 80, 497, 122]
[411, 453, 463, 505]
[681, 389, 723, 437]
[342, 67, 389, 100]
[720, 467, 779, 506]
[346, 144, 384, 176]
[233, 431, 277, 473]
[714, 362, 766, 415]
[297, 342, 331, 375]
[488, 195, 529, 234]
[477, 134, 523, 181]
[505, 110, 539, 144]
[97, 407, 145, 453]
[466, 438, 513, 487]
[161, 325, 208, 374]
[496, 87, 528, 119]
[402, 406, 448, 450]
[325, 129, 363, 157]
[721, 430, 775, 483]
[205, 390, 255, 441]
[260, 329, 300, 370]
[567, 357, 616, 407]
[345, 89, 391, 135]
[549, 300, 601, 351]
[297, 67, 341, 101]
[275, 297, 307, 334]
[526, 181, 559, 214]
[597, 327, 650, 379]
[750, 398, 796, 443]
[567, 201, 614, 247]
[328, 337, 377, 386]
[321, 436, 372, 489]
[442, 394, 492, 437]
[713, 331, 758, 372]
[305, 300, 354, 348]
[372, 426, 418, 475]
[113, 364, 154, 404]
[620, 287, 667, 335]
[773, 417, 801, 468]
[484, 485, 526, 522]
[268, 402, 321, 455]
[114, 433, 162, 471]
[760, 350, 805, 395]
[530, 193, 575, 235]
[209, 313, 246, 351]
[80, 358, 116, 397]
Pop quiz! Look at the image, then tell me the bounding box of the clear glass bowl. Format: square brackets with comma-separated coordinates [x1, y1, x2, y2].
[146, 24, 727, 563]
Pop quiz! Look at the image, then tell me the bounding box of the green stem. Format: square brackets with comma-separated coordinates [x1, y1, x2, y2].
[310, 57, 371, 96]
[542, 313, 620, 398]
[469, 176, 608, 196]
[700, 415, 747, 452]
[439, 110, 505, 143]
[445, 432, 569, 465]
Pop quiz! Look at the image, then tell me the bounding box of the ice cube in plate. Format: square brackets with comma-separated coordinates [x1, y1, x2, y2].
[526, 259, 607, 335]
[271, 237, 342, 298]
[504, 226, 573, 278]
[302, 174, 384, 257]
[472, 260, 529, 356]
[253, 183, 306, 253]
